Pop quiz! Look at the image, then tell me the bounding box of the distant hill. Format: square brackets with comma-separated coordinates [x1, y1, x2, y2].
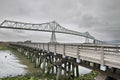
[106, 40, 120, 44]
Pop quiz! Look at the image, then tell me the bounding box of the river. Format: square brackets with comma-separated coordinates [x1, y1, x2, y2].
[0, 50, 91, 78]
[0, 50, 27, 78]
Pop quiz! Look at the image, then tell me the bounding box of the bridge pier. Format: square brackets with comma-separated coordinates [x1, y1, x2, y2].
[51, 55, 54, 74]
[75, 63, 79, 77]
[74, 58, 79, 77]
[62, 64, 66, 75]
[50, 31, 57, 43]
[56, 66, 62, 80]
[38, 52, 42, 68]
[9, 43, 120, 80]
[72, 62, 75, 77]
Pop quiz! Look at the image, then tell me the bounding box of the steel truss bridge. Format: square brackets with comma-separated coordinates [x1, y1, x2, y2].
[0, 20, 102, 43]
[1, 20, 120, 79]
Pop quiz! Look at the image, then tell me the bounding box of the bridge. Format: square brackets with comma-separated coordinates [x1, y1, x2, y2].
[0, 20, 103, 43]
[0, 20, 120, 79]
[10, 42, 120, 79]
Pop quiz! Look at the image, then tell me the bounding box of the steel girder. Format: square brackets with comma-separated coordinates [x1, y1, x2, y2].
[0, 20, 95, 39]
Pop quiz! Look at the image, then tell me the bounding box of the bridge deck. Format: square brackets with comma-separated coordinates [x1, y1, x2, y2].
[14, 43, 120, 69]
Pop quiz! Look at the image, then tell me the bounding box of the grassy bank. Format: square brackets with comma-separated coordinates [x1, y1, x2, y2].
[0, 71, 99, 80]
[11, 49, 40, 73]
[0, 42, 9, 50]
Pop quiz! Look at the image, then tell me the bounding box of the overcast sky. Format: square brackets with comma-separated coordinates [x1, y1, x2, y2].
[0, 0, 120, 43]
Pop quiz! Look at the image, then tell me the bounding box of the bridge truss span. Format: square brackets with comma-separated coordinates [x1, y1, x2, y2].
[0, 20, 95, 43]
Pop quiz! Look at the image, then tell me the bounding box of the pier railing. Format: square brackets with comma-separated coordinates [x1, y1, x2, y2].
[11, 42, 120, 69]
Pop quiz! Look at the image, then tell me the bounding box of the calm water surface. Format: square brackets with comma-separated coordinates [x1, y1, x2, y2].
[0, 50, 91, 78]
[0, 50, 27, 78]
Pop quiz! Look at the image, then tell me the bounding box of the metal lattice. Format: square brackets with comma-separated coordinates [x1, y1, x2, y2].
[0, 20, 95, 42]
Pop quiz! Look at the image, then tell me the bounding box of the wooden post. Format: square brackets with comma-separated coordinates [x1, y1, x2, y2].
[72, 63, 75, 77]
[43, 43, 45, 50]
[64, 61, 67, 76]
[46, 59, 51, 74]
[77, 46, 80, 63]
[76, 65, 79, 77]
[30, 52, 33, 63]
[32, 53, 35, 63]
[101, 47, 104, 66]
[68, 62, 71, 72]
[54, 44, 56, 53]
[100, 47, 107, 71]
[34, 58, 37, 68]
[51, 56, 54, 74]
[63, 44, 66, 58]
[76, 59, 79, 77]
[34, 53, 37, 68]
[42, 58, 46, 74]
[56, 66, 61, 80]
[28, 51, 30, 59]
[48, 43, 49, 51]
[39, 56, 41, 68]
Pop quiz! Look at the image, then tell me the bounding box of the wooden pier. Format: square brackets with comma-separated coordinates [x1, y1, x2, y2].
[10, 42, 120, 80]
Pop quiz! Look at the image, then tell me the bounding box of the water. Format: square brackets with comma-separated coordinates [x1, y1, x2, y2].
[41, 59, 92, 76]
[0, 50, 27, 78]
[0, 50, 91, 78]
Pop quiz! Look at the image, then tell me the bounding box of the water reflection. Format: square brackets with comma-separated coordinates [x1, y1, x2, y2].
[41, 59, 91, 76]
[0, 50, 92, 78]
[0, 50, 27, 78]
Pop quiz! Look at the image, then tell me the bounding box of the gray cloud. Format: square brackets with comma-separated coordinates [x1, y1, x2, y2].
[0, 0, 120, 42]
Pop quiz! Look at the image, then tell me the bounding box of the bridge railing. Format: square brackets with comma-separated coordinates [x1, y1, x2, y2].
[80, 44, 120, 53]
[12, 43, 120, 62]
[11, 42, 120, 69]
[14, 42, 120, 53]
